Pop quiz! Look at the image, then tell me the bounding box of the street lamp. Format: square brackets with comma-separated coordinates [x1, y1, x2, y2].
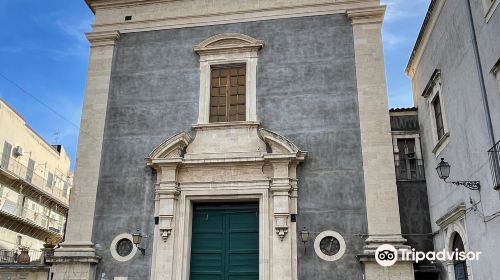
[300, 227, 310, 254]
[132, 229, 146, 255]
[435, 158, 480, 191]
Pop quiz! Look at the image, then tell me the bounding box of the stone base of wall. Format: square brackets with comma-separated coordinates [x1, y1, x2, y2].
[47, 242, 100, 280]
[49, 261, 97, 280]
[0, 265, 50, 280]
[363, 261, 415, 280]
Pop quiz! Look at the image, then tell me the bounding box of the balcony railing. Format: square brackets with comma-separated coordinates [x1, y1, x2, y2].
[394, 159, 426, 181]
[488, 140, 500, 190]
[0, 152, 70, 204]
[0, 249, 42, 264]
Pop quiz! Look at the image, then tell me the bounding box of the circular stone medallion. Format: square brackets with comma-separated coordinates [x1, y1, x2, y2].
[314, 231, 346, 261]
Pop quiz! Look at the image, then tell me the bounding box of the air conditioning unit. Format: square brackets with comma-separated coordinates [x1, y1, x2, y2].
[13, 146, 24, 157]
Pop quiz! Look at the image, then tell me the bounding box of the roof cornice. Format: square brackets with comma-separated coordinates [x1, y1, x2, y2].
[406, 0, 445, 79]
[86, 0, 179, 13]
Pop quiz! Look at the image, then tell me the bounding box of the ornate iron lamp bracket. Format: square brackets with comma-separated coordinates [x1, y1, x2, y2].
[446, 179, 481, 191]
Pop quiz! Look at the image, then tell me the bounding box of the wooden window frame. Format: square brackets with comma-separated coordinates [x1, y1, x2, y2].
[432, 94, 445, 140]
[209, 64, 247, 123]
[194, 33, 263, 124]
[425, 71, 450, 155]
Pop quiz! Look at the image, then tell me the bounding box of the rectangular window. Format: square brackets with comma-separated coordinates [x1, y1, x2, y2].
[209, 65, 246, 123]
[432, 95, 445, 140]
[1, 141, 12, 169]
[26, 159, 35, 183]
[46, 172, 54, 188]
[63, 182, 68, 197]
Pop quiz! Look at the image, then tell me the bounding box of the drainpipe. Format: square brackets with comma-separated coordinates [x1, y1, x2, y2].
[465, 0, 496, 145]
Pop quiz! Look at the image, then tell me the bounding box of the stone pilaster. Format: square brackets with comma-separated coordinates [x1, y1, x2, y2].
[267, 157, 294, 280]
[347, 6, 414, 280]
[151, 160, 182, 280]
[48, 30, 120, 280]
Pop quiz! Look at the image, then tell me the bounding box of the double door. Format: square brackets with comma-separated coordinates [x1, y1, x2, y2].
[190, 203, 259, 280]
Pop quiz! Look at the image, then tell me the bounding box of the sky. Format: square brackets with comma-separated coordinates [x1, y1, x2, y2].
[0, 0, 430, 169]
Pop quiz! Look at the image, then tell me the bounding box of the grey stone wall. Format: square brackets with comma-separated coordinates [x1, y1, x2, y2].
[412, 1, 500, 279]
[92, 14, 367, 280]
[396, 181, 433, 252]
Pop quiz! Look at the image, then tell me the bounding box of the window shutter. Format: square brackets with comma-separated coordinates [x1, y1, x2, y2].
[1, 142, 12, 169]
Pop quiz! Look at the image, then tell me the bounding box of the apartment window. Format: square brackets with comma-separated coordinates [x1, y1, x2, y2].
[423, 70, 449, 154]
[26, 159, 35, 183]
[1, 141, 12, 168]
[63, 182, 69, 197]
[432, 95, 445, 140]
[46, 172, 54, 188]
[210, 65, 246, 122]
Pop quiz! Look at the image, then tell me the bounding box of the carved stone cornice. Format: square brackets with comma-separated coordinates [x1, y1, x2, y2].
[436, 203, 466, 229]
[86, 0, 177, 12]
[346, 6, 386, 25]
[85, 30, 120, 47]
[194, 33, 264, 56]
[422, 69, 441, 98]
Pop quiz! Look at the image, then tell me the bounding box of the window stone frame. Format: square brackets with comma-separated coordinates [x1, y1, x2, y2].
[423, 70, 450, 156]
[194, 33, 263, 124]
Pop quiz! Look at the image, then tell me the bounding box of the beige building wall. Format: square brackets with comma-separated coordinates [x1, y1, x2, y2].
[0, 99, 71, 204]
[0, 99, 72, 251]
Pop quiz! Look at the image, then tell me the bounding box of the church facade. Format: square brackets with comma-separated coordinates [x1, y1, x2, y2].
[49, 1, 414, 279]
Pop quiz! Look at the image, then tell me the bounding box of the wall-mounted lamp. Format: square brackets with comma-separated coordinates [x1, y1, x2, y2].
[300, 227, 310, 254]
[436, 158, 481, 191]
[132, 229, 146, 255]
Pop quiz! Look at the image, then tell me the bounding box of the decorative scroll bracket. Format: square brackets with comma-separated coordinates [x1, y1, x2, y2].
[274, 214, 289, 241]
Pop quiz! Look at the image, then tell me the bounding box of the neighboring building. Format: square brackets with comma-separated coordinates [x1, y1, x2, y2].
[49, 1, 415, 280]
[406, 0, 500, 279]
[0, 99, 71, 259]
[390, 108, 439, 280]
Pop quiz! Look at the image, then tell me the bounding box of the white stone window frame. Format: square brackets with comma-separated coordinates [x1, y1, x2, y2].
[194, 33, 263, 124]
[492, 58, 500, 93]
[424, 72, 450, 156]
[483, 0, 500, 22]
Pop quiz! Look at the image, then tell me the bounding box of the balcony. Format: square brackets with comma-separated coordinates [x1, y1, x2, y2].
[0, 249, 42, 264]
[0, 152, 70, 206]
[395, 159, 426, 181]
[489, 140, 500, 190]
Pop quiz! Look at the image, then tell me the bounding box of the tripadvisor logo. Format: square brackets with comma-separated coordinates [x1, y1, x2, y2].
[375, 244, 398, 267]
[375, 244, 482, 267]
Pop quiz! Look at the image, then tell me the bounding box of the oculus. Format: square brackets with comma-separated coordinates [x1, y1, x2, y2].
[116, 238, 133, 257]
[319, 236, 341, 256]
[314, 230, 346, 262]
[110, 233, 138, 262]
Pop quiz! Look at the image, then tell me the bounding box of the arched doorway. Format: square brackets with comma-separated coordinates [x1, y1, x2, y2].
[452, 233, 468, 280]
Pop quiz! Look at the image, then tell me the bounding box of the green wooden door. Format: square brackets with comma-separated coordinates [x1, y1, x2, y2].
[190, 203, 259, 280]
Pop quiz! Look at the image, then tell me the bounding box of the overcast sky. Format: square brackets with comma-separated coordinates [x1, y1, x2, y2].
[0, 0, 430, 169]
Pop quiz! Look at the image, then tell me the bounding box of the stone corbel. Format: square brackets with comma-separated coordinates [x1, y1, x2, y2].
[156, 183, 180, 241]
[269, 161, 293, 241]
[274, 213, 289, 241]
